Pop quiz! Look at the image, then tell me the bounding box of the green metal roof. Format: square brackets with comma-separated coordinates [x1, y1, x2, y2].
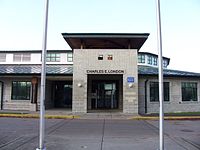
[138, 65, 200, 77]
[0, 65, 73, 75]
[0, 64, 199, 78]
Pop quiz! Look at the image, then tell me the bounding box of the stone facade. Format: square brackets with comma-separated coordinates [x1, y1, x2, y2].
[138, 76, 200, 114]
[72, 49, 138, 113]
[0, 77, 37, 111]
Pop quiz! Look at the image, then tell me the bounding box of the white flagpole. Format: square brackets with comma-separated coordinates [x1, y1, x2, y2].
[36, 0, 49, 150]
[156, 0, 164, 150]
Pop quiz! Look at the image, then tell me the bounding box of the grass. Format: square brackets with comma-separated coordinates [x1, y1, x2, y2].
[167, 112, 200, 116]
[147, 112, 200, 116]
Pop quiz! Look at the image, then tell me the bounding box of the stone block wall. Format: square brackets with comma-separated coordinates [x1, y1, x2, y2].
[73, 49, 138, 113]
[138, 76, 200, 114]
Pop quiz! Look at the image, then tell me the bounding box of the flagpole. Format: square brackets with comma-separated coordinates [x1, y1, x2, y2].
[36, 0, 49, 150]
[156, 0, 164, 150]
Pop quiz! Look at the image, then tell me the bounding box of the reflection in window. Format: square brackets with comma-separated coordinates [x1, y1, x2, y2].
[11, 81, 31, 100]
[150, 82, 170, 102]
[182, 82, 197, 101]
[67, 53, 73, 62]
[138, 54, 145, 63]
[148, 56, 152, 65]
[163, 60, 168, 68]
[46, 53, 60, 62]
[153, 57, 157, 66]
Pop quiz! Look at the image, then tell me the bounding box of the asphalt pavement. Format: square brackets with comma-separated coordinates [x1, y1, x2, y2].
[0, 118, 200, 150]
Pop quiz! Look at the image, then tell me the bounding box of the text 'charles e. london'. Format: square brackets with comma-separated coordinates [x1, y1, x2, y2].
[86, 69, 125, 74]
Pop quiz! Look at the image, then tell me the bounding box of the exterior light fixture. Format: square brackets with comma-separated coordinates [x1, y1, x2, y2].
[77, 83, 82, 87]
[128, 83, 133, 88]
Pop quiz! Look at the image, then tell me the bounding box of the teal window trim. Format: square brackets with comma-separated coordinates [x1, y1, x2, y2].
[46, 53, 60, 62]
[67, 53, 73, 62]
[138, 54, 145, 63]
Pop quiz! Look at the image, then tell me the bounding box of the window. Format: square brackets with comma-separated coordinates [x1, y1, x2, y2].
[107, 55, 113, 60]
[11, 81, 31, 100]
[150, 82, 170, 102]
[182, 82, 197, 101]
[163, 60, 168, 68]
[67, 53, 73, 62]
[46, 53, 60, 62]
[13, 53, 31, 62]
[138, 54, 145, 63]
[153, 57, 157, 66]
[0, 53, 6, 62]
[148, 56, 152, 65]
[98, 54, 103, 60]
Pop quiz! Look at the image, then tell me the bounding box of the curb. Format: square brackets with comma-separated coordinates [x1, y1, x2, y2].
[129, 116, 200, 120]
[1, 114, 200, 120]
[0, 114, 80, 119]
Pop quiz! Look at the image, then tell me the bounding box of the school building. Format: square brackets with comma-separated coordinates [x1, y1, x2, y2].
[0, 33, 200, 114]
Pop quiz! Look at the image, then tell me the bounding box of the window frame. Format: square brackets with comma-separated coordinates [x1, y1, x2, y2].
[153, 57, 157, 66]
[67, 53, 73, 62]
[46, 53, 60, 62]
[138, 54, 145, 63]
[150, 81, 170, 102]
[11, 81, 31, 100]
[148, 56, 152, 65]
[163, 60, 168, 68]
[13, 53, 31, 62]
[181, 82, 198, 102]
[0, 53, 6, 62]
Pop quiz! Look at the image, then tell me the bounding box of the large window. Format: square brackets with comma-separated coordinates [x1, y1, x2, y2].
[67, 53, 73, 62]
[138, 54, 145, 63]
[46, 53, 60, 62]
[13, 53, 31, 62]
[150, 82, 170, 102]
[182, 82, 197, 101]
[11, 81, 31, 100]
[0, 54, 6, 62]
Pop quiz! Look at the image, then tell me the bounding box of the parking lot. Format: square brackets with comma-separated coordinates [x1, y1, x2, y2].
[0, 117, 200, 150]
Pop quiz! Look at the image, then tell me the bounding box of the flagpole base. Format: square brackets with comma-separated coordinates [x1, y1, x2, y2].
[36, 148, 46, 150]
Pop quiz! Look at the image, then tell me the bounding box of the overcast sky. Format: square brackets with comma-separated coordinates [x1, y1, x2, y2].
[0, 0, 200, 72]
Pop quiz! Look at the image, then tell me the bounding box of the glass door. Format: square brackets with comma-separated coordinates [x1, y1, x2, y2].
[91, 81, 118, 109]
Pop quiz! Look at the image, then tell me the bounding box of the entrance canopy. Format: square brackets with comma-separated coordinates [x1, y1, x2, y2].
[62, 33, 149, 50]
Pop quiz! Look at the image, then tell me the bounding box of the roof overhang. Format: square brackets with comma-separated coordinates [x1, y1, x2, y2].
[62, 33, 149, 50]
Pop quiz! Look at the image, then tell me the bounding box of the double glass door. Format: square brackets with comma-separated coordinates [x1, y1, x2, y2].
[91, 81, 118, 109]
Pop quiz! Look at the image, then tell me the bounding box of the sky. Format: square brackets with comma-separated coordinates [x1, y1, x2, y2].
[0, 0, 200, 72]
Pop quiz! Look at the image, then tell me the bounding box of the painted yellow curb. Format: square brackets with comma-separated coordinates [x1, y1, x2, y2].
[129, 116, 200, 120]
[0, 114, 80, 119]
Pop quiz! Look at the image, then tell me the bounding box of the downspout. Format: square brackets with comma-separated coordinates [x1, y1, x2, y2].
[144, 79, 148, 114]
[0, 81, 4, 110]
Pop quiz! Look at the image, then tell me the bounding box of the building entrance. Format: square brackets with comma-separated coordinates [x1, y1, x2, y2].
[54, 81, 72, 108]
[91, 80, 118, 109]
